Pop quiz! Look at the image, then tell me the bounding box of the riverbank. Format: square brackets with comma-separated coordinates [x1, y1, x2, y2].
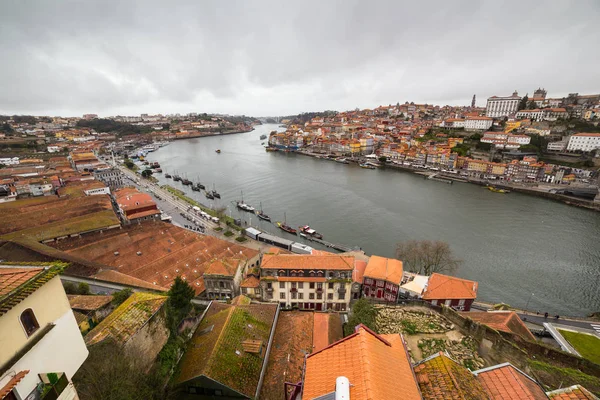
[293, 150, 600, 212]
[171, 127, 254, 141]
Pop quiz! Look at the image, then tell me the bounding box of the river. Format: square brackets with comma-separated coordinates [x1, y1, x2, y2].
[145, 124, 600, 316]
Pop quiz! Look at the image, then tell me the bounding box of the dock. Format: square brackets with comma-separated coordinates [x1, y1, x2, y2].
[300, 235, 355, 252]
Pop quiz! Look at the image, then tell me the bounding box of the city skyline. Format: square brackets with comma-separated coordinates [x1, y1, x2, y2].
[1, 1, 599, 117]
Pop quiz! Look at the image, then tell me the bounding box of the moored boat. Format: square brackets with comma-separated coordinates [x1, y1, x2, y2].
[487, 185, 509, 194]
[255, 202, 271, 221]
[359, 163, 376, 169]
[205, 191, 214, 199]
[215, 149, 221, 153]
[265, 147, 277, 152]
[260, 134, 267, 140]
[299, 225, 323, 240]
[155, 168, 162, 173]
[276, 212, 297, 234]
[335, 158, 349, 164]
[236, 191, 255, 212]
[165, 173, 172, 179]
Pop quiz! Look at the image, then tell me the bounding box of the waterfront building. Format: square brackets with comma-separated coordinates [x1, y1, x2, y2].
[361, 255, 403, 302]
[421, 272, 478, 311]
[486, 91, 521, 118]
[113, 187, 161, 223]
[259, 253, 354, 311]
[566, 133, 600, 152]
[0, 264, 88, 400]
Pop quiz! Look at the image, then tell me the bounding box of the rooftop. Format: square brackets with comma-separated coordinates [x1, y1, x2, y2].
[413, 352, 488, 399]
[260, 253, 354, 271]
[68, 294, 113, 311]
[462, 311, 536, 341]
[363, 255, 403, 285]
[84, 291, 167, 346]
[174, 301, 277, 398]
[303, 325, 421, 400]
[422, 273, 478, 300]
[50, 221, 258, 295]
[547, 385, 598, 399]
[0, 264, 63, 317]
[473, 363, 548, 400]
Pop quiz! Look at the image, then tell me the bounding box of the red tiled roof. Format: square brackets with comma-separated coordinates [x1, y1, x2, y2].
[474, 363, 548, 400]
[422, 273, 478, 300]
[461, 311, 536, 341]
[240, 276, 259, 288]
[363, 255, 403, 285]
[0, 267, 44, 297]
[261, 254, 354, 271]
[0, 370, 29, 398]
[303, 325, 421, 400]
[547, 385, 598, 399]
[353, 260, 367, 284]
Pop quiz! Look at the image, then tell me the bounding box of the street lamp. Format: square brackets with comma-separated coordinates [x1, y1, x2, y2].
[525, 293, 534, 311]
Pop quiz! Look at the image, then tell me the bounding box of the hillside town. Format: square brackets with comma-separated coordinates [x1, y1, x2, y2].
[1, 89, 600, 399]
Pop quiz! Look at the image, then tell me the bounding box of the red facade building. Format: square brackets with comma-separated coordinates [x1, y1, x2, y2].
[361, 256, 403, 303]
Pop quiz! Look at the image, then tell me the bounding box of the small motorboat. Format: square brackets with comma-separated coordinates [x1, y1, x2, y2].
[335, 158, 349, 164]
[205, 191, 214, 199]
[260, 134, 267, 140]
[299, 225, 323, 240]
[359, 163, 376, 169]
[487, 185, 510, 194]
[215, 149, 221, 153]
[165, 173, 172, 179]
[155, 168, 162, 173]
[236, 191, 254, 212]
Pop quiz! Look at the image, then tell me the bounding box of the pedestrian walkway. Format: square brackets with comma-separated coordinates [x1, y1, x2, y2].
[591, 323, 600, 336]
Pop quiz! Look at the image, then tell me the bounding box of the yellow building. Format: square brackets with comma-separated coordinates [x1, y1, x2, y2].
[505, 121, 522, 133]
[467, 159, 488, 172]
[350, 140, 361, 154]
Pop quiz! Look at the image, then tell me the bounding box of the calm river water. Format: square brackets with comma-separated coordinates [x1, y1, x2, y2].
[146, 124, 600, 316]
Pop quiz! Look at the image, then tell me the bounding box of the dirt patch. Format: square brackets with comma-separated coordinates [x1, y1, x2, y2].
[261, 311, 313, 400]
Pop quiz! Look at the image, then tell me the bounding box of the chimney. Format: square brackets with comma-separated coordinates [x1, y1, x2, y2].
[335, 377, 350, 400]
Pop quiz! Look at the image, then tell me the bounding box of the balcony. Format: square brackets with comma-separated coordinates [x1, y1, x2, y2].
[316, 288, 323, 293]
[40, 373, 71, 400]
[290, 288, 297, 293]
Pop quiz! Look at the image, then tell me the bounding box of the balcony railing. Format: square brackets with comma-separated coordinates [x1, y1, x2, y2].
[40, 373, 69, 400]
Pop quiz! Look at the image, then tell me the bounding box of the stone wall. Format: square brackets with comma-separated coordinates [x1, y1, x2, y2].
[124, 307, 170, 371]
[436, 305, 600, 378]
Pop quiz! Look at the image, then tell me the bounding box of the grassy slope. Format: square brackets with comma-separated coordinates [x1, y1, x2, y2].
[558, 329, 600, 365]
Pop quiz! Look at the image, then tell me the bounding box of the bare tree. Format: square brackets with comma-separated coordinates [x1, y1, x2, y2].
[395, 240, 461, 275]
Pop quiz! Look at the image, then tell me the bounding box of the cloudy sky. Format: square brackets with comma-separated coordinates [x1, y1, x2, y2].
[1, 1, 599, 117]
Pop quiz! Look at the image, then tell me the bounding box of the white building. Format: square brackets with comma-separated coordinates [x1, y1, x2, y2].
[486, 91, 521, 118]
[515, 108, 568, 122]
[481, 132, 530, 149]
[464, 117, 493, 131]
[47, 146, 61, 153]
[0, 157, 19, 166]
[547, 140, 568, 152]
[566, 133, 600, 152]
[0, 264, 88, 400]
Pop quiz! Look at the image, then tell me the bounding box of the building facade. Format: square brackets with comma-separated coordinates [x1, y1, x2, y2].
[94, 167, 124, 190]
[486, 92, 521, 118]
[0, 265, 88, 400]
[361, 255, 403, 303]
[464, 117, 493, 131]
[259, 254, 354, 311]
[566, 133, 600, 152]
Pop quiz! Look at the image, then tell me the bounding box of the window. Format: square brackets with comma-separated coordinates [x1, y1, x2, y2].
[298, 293, 304, 300]
[309, 282, 315, 289]
[309, 293, 315, 300]
[279, 282, 285, 289]
[280, 293, 285, 299]
[254, 288, 260, 295]
[317, 293, 323, 300]
[431, 300, 438, 306]
[317, 283, 323, 289]
[219, 281, 224, 288]
[327, 293, 333, 300]
[458, 299, 465, 306]
[298, 282, 303, 289]
[291, 292, 297, 299]
[241, 288, 247, 294]
[328, 282, 334, 289]
[291, 282, 297, 288]
[20, 309, 39, 337]
[267, 282, 272, 289]
[445, 299, 452, 306]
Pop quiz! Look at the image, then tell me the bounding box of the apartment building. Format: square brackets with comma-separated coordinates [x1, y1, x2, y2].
[486, 92, 521, 118]
[259, 254, 355, 311]
[566, 133, 600, 152]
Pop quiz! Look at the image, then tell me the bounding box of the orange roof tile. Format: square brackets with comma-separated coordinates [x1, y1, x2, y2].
[422, 273, 478, 300]
[261, 254, 354, 271]
[240, 275, 260, 288]
[363, 255, 403, 285]
[277, 276, 326, 282]
[547, 385, 598, 399]
[0, 267, 44, 297]
[353, 260, 367, 284]
[461, 311, 536, 341]
[303, 325, 421, 400]
[0, 370, 29, 398]
[474, 363, 548, 400]
[413, 352, 488, 399]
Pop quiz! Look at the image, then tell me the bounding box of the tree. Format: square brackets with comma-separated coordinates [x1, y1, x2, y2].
[124, 159, 134, 169]
[378, 156, 388, 164]
[77, 282, 90, 295]
[141, 169, 153, 178]
[344, 298, 377, 336]
[518, 95, 529, 111]
[73, 340, 172, 400]
[451, 143, 470, 157]
[168, 277, 195, 311]
[395, 240, 461, 276]
[63, 281, 78, 294]
[112, 288, 133, 306]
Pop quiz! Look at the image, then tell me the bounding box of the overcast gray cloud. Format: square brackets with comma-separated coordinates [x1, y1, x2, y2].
[1, 0, 599, 117]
